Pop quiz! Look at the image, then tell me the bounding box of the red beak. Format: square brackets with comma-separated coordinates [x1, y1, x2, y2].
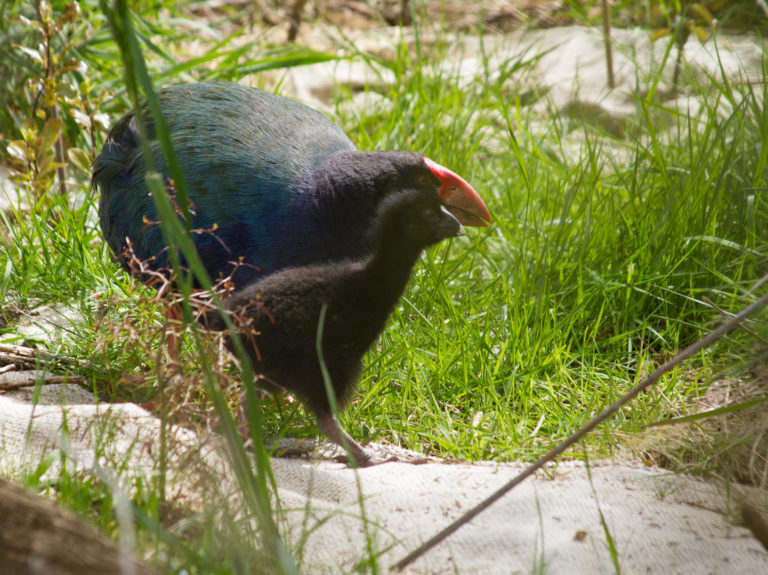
[424, 157, 491, 227]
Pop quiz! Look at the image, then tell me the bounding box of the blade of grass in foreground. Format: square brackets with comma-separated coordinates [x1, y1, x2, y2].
[99, 1, 296, 572]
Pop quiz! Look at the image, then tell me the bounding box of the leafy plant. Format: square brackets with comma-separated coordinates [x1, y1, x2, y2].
[2, 2, 108, 202]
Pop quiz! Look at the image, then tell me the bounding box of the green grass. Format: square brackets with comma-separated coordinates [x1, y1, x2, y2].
[1, 0, 767, 573]
[327, 28, 768, 461]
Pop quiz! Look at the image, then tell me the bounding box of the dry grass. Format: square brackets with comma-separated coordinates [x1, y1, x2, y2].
[635, 360, 768, 489]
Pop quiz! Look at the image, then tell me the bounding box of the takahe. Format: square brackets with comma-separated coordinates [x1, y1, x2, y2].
[93, 82, 490, 289]
[205, 187, 465, 466]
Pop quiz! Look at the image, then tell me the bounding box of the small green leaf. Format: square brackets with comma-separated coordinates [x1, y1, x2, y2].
[68, 147, 92, 172]
[39, 117, 62, 152]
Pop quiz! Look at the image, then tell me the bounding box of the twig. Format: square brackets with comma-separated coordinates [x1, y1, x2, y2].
[745, 272, 768, 297]
[701, 295, 768, 345]
[50, 105, 67, 197]
[394, 288, 768, 571]
[601, 0, 615, 89]
[0, 345, 80, 370]
[286, 0, 307, 42]
[0, 343, 37, 357]
[0, 373, 85, 391]
[0, 352, 38, 370]
[399, 0, 412, 27]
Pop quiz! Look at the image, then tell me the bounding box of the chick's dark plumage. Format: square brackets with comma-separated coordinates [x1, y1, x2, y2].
[209, 188, 465, 466]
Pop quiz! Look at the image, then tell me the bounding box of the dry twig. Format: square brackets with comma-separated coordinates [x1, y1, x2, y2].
[0, 372, 85, 391]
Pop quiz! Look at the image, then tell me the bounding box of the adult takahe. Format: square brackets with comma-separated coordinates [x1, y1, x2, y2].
[205, 187, 466, 466]
[93, 82, 490, 289]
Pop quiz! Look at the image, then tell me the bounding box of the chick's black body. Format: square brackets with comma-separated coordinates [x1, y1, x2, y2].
[210, 189, 465, 466]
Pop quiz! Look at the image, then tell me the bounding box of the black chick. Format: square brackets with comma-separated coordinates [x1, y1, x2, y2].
[207, 188, 465, 466]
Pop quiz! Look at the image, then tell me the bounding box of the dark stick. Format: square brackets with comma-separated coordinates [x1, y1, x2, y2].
[394, 289, 768, 571]
[287, 0, 307, 42]
[601, 0, 615, 89]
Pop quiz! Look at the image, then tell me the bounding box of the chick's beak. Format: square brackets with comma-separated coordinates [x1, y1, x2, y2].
[437, 206, 466, 239]
[424, 157, 492, 227]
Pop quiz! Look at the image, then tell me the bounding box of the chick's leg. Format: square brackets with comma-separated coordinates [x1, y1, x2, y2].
[316, 414, 373, 467]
